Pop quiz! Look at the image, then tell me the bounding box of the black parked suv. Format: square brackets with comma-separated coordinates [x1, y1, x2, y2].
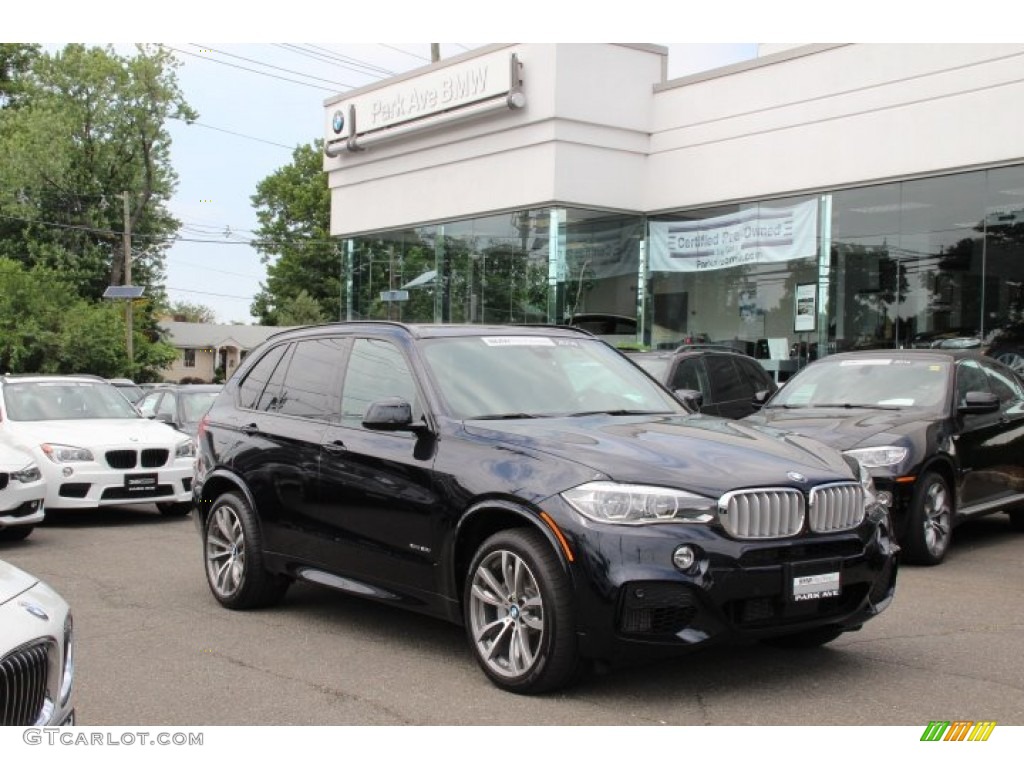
[744, 349, 1024, 565]
[193, 323, 898, 694]
[626, 346, 778, 418]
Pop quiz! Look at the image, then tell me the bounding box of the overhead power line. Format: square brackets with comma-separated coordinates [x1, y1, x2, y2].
[378, 43, 431, 62]
[161, 45, 338, 93]
[188, 43, 357, 90]
[273, 44, 395, 79]
[170, 116, 296, 150]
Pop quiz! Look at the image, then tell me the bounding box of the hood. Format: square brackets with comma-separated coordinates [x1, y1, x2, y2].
[7, 418, 189, 451]
[743, 407, 933, 451]
[0, 560, 38, 606]
[463, 413, 857, 498]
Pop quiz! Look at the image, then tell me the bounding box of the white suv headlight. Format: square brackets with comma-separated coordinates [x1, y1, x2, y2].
[844, 446, 908, 468]
[41, 443, 94, 463]
[175, 438, 195, 458]
[561, 481, 716, 524]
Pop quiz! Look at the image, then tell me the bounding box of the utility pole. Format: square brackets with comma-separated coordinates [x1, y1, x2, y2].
[430, 44, 440, 63]
[122, 191, 133, 367]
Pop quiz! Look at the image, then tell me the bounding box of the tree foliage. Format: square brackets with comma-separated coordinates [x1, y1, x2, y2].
[0, 258, 177, 379]
[0, 44, 194, 377]
[165, 300, 218, 324]
[250, 140, 339, 324]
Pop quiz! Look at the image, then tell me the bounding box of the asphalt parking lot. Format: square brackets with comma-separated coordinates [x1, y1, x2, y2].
[3, 505, 1023, 726]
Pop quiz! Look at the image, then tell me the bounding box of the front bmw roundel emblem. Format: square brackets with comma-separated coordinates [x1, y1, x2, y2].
[787, 471, 807, 483]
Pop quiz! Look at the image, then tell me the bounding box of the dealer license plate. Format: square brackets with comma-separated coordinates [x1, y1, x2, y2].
[791, 571, 841, 601]
[124, 473, 158, 494]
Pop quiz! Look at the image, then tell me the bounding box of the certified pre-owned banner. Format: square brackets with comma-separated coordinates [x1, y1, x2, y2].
[649, 199, 818, 273]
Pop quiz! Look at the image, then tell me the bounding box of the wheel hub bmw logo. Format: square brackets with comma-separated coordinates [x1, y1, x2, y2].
[332, 110, 345, 134]
[508, 604, 521, 620]
[787, 471, 808, 483]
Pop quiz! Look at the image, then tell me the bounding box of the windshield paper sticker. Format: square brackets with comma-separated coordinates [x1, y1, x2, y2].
[839, 359, 893, 366]
[481, 337, 556, 347]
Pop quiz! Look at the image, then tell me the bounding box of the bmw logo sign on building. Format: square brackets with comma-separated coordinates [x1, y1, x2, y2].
[332, 110, 345, 134]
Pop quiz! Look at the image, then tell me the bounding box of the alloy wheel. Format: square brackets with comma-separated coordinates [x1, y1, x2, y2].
[921, 480, 951, 559]
[205, 503, 246, 599]
[468, 549, 545, 678]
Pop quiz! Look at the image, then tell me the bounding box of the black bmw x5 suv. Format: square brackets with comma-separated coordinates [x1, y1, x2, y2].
[193, 323, 898, 694]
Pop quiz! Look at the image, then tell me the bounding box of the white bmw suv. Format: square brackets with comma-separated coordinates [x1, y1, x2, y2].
[0, 375, 195, 516]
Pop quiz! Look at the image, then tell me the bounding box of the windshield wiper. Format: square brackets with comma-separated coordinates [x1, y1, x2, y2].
[468, 412, 543, 420]
[566, 409, 673, 417]
[810, 403, 903, 410]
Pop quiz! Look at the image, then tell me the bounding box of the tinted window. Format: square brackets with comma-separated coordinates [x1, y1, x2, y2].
[737, 357, 772, 392]
[705, 355, 752, 402]
[669, 358, 707, 399]
[956, 360, 991, 406]
[341, 339, 419, 425]
[276, 338, 345, 420]
[981, 361, 1024, 406]
[257, 345, 295, 412]
[238, 344, 289, 410]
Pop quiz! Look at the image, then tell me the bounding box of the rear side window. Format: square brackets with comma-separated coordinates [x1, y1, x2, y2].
[238, 343, 289, 410]
[275, 338, 345, 420]
[737, 357, 773, 392]
[669, 358, 708, 400]
[981, 360, 1024, 406]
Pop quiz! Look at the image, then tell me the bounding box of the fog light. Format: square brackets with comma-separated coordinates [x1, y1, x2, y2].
[62, 467, 74, 478]
[877, 491, 893, 508]
[673, 545, 696, 571]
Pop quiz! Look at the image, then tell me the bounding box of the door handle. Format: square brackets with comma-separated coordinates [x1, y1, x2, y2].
[240, 423, 259, 435]
[323, 440, 346, 454]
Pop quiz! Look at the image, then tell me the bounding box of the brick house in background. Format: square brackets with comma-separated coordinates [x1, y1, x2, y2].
[157, 321, 298, 383]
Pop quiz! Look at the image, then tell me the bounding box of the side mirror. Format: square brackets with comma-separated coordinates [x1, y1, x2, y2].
[673, 388, 704, 412]
[958, 391, 999, 414]
[363, 397, 424, 432]
[155, 412, 174, 423]
[751, 389, 772, 411]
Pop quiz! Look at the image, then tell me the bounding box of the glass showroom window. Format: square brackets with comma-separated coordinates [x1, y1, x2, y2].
[647, 196, 820, 358]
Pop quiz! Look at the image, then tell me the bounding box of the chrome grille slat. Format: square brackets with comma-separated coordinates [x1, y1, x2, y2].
[719, 488, 805, 539]
[0, 641, 51, 726]
[809, 482, 865, 533]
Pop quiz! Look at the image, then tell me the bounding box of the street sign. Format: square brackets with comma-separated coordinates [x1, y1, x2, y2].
[379, 290, 410, 302]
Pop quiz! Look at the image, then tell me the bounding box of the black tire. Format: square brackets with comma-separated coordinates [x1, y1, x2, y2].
[202, 491, 289, 609]
[157, 502, 192, 517]
[761, 626, 845, 649]
[0, 525, 34, 542]
[464, 528, 579, 694]
[902, 471, 953, 566]
[1009, 510, 1024, 532]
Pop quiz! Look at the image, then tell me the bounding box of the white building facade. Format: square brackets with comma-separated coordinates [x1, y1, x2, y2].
[323, 43, 1024, 367]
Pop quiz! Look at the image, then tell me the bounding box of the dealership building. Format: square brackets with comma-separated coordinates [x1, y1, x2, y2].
[322, 43, 1024, 370]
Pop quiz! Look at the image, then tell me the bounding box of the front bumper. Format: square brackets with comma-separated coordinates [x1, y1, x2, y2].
[0, 477, 46, 529]
[42, 459, 194, 510]
[548, 500, 899, 662]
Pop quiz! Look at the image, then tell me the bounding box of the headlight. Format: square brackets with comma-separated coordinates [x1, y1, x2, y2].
[561, 481, 716, 524]
[175, 438, 195, 458]
[41, 443, 94, 463]
[844, 446, 908, 468]
[11, 462, 42, 483]
[60, 612, 75, 706]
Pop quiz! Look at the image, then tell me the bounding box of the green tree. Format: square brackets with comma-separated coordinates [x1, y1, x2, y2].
[0, 43, 196, 300]
[165, 299, 218, 324]
[0, 257, 177, 379]
[250, 140, 340, 324]
[0, 43, 39, 107]
[275, 289, 325, 326]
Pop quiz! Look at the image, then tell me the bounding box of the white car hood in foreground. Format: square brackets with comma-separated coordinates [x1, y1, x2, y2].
[7, 418, 187, 450]
[0, 440, 37, 470]
[0, 559, 39, 605]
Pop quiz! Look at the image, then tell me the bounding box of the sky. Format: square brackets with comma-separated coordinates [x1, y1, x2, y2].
[7, 4, 1005, 327]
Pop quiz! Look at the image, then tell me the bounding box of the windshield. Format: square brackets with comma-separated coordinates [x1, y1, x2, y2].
[770, 358, 950, 409]
[629, 356, 671, 381]
[420, 335, 684, 419]
[3, 381, 142, 421]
